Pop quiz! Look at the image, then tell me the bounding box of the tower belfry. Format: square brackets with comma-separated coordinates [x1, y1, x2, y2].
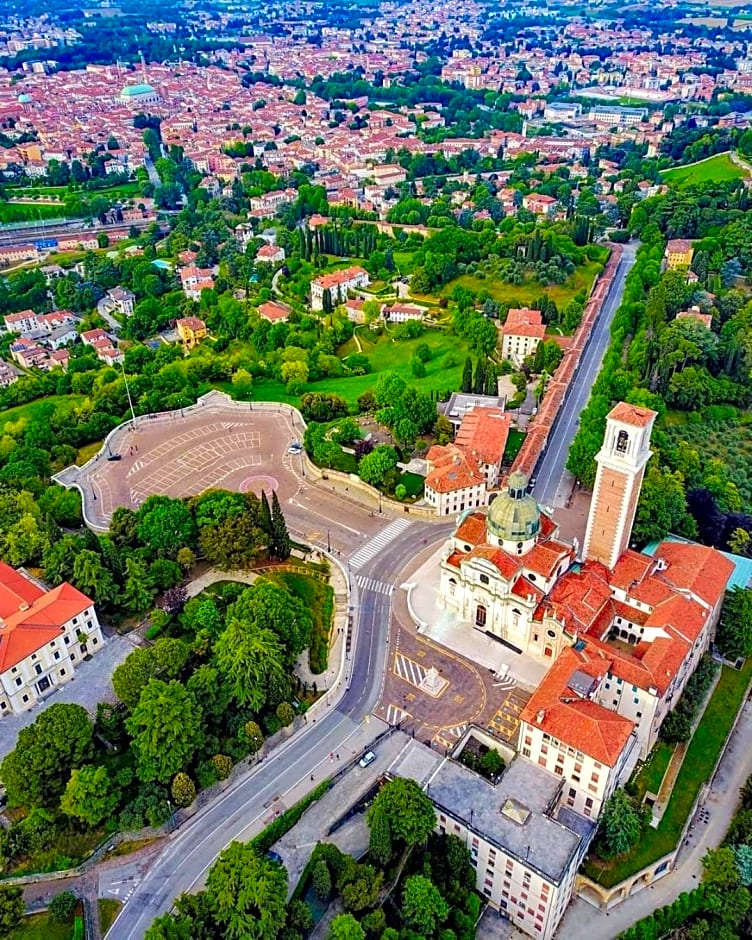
[582, 402, 657, 569]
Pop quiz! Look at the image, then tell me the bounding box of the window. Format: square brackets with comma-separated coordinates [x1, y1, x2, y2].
[475, 605, 487, 627]
[92, 638, 98, 646]
[34, 664, 42, 676]
[480, 574, 489, 585]
[636, 711, 642, 718]
[60, 669, 66, 676]
[22, 694, 28, 703]
[522, 747, 531, 757]
[31, 653, 37, 661]
[54, 651, 60, 661]
[10, 667, 16, 674]
[616, 430, 629, 454]
[591, 772, 600, 782]
[525, 735, 532, 746]
[585, 797, 593, 808]
[541, 744, 548, 755]
[14, 678, 22, 687]
[64, 636, 70, 645]
[0, 702, 5, 710]
[554, 765, 563, 776]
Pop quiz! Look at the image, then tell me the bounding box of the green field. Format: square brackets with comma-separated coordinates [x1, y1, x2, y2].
[503, 429, 526, 464]
[258, 568, 333, 675]
[8, 913, 78, 940]
[584, 660, 752, 887]
[98, 900, 121, 936]
[631, 741, 674, 803]
[8, 182, 140, 200]
[0, 395, 86, 436]
[250, 330, 469, 407]
[661, 152, 748, 188]
[433, 257, 605, 312]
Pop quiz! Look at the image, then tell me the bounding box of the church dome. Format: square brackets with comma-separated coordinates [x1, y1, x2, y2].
[17, 93, 32, 104]
[487, 471, 541, 544]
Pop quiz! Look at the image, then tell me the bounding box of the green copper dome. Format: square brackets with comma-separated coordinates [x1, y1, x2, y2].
[487, 471, 541, 543]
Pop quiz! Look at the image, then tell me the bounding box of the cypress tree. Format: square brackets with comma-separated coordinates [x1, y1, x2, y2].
[260, 490, 273, 536]
[270, 491, 291, 560]
[368, 803, 393, 866]
[461, 356, 473, 393]
[485, 363, 497, 396]
[473, 358, 485, 394]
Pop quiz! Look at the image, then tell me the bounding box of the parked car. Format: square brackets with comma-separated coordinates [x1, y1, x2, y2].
[359, 750, 376, 768]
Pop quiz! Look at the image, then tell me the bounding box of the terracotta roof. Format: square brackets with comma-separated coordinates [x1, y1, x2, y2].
[607, 402, 657, 428]
[666, 239, 693, 252]
[426, 447, 485, 494]
[454, 409, 510, 466]
[313, 265, 368, 290]
[0, 563, 93, 673]
[520, 648, 635, 766]
[502, 307, 545, 339]
[652, 541, 734, 610]
[258, 301, 291, 322]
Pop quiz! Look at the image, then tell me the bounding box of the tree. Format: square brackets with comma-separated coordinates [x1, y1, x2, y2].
[401, 875, 449, 935]
[716, 587, 752, 659]
[205, 841, 287, 940]
[0, 703, 93, 807]
[367, 802, 393, 866]
[358, 446, 399, 489]
[281, 360, 308, 393]
[137, 496, 197, 559]
[0, 887, 24, 936]
[313, 860, 332, 899]
[410, 355, 426, 378]
[461, 356, 473, 393]
[597, 789, 643, 858]
[328, 914, 365, 940]
[215, 618, 287, 710]
[71, 549, 116, 605]
[244, 721, 264, 754]
[212, 755, 233, 780]
[49, 890, 77, 924]
[126, 680, 204, 784]
[270, 491, 291, 560]
[122, 555, 156, 615]
[61, 764, 119, 828]
[112, 639, 190, 709]
[366, 778, 435, 848]
[633, 466, 688, 546]
[171, 772, 197, 807]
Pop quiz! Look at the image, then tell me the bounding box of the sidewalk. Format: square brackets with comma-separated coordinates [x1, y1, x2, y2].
[558, 698, 752, 939]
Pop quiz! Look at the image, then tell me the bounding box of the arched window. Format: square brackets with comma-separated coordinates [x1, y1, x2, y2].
[616, 430, 629, 454]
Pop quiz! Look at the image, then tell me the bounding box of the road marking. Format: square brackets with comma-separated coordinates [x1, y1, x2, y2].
[385, 704, 409, 725]
[355, 575, 394, 596]
[492, 675, 517, 691]
[349, 518, 412, 570]
[393, 652, 426, 687]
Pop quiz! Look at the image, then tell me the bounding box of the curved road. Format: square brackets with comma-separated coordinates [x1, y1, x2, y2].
[110, 520, 452, 939]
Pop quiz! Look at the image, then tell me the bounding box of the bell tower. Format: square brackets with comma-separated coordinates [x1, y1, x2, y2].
[582, 402, 657, 569]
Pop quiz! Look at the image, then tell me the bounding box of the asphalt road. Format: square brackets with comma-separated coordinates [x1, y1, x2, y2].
[533, 241, 638, 508]
[109, 519, 453, 939]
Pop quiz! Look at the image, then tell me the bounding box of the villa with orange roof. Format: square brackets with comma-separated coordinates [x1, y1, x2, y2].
[0, 562, 104, 716]
[500, 307, 546, 366]
[310, 265, 369, 311]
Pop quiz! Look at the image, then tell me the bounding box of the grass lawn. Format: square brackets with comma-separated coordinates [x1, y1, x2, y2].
[0, 395, 86, 435]
[98, 899, 122, 935]
[503, 429, 526, 464]
[584, 660, 752, 886]
[398, 470, 425, 499]
[631, 741, 674, 803]
[661, 152, 748, 188]
[76, 440, 103, 465]
[260, 569, 334, 675]
[393, 250, 417, 274]
[8, 911, 81, 940]
[438, 256, 605, 311]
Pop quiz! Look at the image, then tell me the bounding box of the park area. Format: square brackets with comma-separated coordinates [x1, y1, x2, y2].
[661, 152, 749, 189]
[433, 254, 605, 312]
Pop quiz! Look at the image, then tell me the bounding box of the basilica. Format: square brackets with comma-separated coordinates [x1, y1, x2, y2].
[437, 402, 734, 763]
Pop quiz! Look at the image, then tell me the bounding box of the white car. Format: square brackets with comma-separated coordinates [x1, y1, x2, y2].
[359, 750, 376, 768]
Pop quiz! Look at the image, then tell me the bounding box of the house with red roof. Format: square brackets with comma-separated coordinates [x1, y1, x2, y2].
[310, 265, 369, 311]
[500, 307, 546, 366]
[0, 562, 104, 716]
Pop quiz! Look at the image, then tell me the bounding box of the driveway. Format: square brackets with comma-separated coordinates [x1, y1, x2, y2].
[0, 631, 136, 760]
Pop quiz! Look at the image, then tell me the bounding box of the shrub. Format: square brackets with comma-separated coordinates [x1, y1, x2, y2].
[195, 761, 219, 791]
[276, 702, 295, 726]
[170, 772, 196, 807]
[243, 720, 264, 755]
[211, 754, 233, 780]
[49, 890, 77, 923]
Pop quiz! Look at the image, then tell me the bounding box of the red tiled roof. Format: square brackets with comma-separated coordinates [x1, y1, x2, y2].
[454, 409, 510, 466]
[0, 563, 93, 673]
[520, 647, 634, 766]
[607, 402, 657, 428]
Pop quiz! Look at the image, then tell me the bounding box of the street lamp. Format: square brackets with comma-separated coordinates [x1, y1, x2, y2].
[119, 357, 137, 427]
[327, 529, 331, 553]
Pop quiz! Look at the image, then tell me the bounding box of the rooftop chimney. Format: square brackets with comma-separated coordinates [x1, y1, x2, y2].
[536, 709, 545, 724]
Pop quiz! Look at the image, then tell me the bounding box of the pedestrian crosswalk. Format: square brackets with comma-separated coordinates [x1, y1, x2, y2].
[492, 675, 517, 692]
[355, 575, 393, 596]
[349, 518, 412, 570]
